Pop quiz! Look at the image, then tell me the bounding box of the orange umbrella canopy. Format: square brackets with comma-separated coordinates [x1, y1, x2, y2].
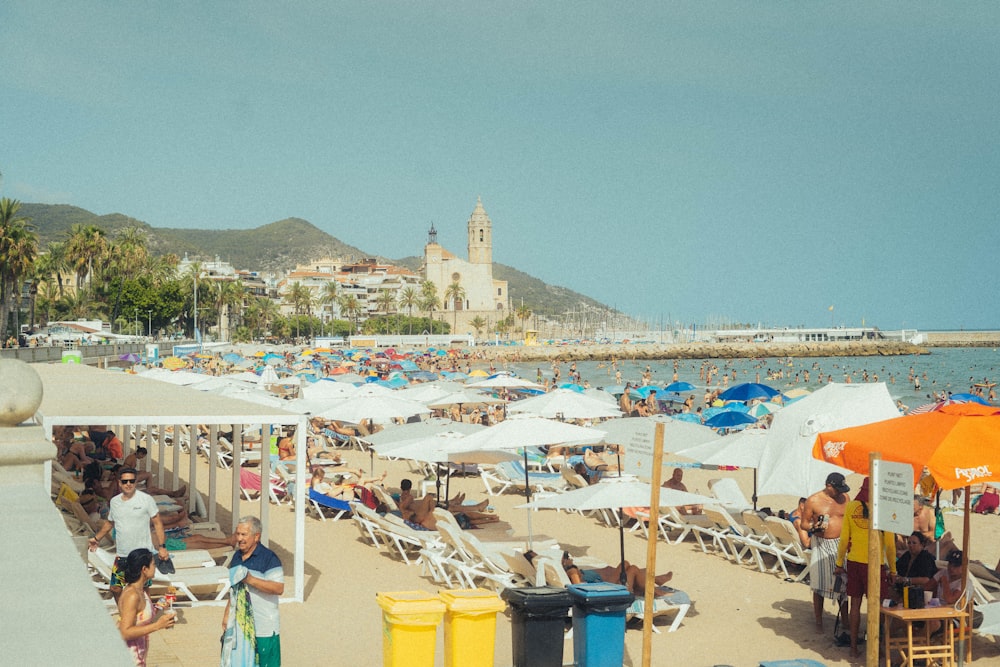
[813, 402, 1000, 490]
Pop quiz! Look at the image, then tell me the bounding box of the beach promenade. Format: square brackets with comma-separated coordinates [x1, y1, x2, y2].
[138, 446, 1000, 666]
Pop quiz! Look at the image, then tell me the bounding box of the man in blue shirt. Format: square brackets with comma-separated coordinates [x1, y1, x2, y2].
[223, 516, 284, 666]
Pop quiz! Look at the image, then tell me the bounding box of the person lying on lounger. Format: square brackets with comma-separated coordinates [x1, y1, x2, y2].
[557, 552, 673, 598]
[397, 478, 498, 530]
[309, 467, 385, 502]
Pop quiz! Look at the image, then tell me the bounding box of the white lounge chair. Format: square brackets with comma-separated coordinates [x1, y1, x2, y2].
[762, 516, 812, 581]
[88, 548, 231, 603]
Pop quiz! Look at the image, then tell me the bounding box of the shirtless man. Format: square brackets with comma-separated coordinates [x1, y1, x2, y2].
[801, 472, 850, 630]
[663, 467, 701, 515]
[397, 479, 494, 530]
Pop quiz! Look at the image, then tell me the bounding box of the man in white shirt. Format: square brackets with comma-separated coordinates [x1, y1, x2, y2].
[88, 467, 169, 600]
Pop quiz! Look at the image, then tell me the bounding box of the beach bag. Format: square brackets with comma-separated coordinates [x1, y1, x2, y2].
[355, 486, 378, 511]
[974, 488, 998, 514]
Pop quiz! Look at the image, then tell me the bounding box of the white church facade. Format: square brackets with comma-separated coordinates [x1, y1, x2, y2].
[422, 197, 510, 334]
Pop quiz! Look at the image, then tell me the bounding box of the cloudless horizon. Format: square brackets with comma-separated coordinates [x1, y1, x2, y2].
[3, 3, 999, 330]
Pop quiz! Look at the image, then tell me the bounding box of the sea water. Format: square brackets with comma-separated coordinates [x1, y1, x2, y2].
[501, 346, 1000, 408]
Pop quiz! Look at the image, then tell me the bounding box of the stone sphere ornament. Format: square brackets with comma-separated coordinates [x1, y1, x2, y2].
[0, 359, 44, 426]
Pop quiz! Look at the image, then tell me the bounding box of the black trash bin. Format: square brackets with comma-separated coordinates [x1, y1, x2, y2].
[501, 586, 572, 667]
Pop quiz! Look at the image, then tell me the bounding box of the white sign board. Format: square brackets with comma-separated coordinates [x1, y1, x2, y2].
[623, 421, 656, 480]
[872, 459, 914, 535]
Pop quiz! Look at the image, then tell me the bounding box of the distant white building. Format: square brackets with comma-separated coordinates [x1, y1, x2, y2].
[422, 197, 510, 333]
[277, 258, 420, 326]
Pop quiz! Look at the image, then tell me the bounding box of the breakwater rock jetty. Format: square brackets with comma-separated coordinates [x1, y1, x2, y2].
[485, 341, 927, 363]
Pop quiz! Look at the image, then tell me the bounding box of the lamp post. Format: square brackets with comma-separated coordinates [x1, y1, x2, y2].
[147, 310, 152, 339]
[193, 274, 198, 342]
[134, 309, 139, 338]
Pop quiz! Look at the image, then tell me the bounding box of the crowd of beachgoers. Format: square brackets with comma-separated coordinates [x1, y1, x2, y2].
[51, 342, 1000, 665]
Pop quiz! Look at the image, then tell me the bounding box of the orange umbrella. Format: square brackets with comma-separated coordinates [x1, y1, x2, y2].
[812, 401, 1000, 490]
[812, 398, 998, 663]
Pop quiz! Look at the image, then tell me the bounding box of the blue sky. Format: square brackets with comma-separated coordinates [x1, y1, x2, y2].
[3, 3, 999, 330]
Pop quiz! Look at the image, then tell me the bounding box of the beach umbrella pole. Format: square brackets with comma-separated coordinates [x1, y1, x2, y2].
[618, 508, 627, 585]
[958, 484, 971, 667]
[522, 449, 535, 548]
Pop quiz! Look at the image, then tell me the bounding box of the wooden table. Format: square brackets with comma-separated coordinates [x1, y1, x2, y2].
[881, 605, 968, 667]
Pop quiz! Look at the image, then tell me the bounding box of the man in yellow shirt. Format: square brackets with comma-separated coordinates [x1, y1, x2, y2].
[834, 477, 897, 658]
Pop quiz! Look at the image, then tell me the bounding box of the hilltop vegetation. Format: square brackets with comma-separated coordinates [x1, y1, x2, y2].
[22, 203, 614, 320]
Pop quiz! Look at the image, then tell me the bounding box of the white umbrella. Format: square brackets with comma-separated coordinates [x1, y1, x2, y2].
[674, 429, 769, 508]
[365, 417, 485, 449]
[426, 389, 507, 410]
[675, 429, 768, 469]
[517, 481, 717, 584]
[598, 415, 722, 452]
[466, 374, 545, 390]
[583, 388, 618, 405]
[462, 416, 607, 547]
[756, 383, 901, 497]
[302, 379, 357, 400]
[377, 431, 518, 506]
[316, 390, 431, 425]
[517, 481, 715, 512]
[460, 416, 606, 451]
[258, 365, 279, 387]
[395, 381, 465, 403]
[138, 368, 211, 386]
[507, 388, 622, 420]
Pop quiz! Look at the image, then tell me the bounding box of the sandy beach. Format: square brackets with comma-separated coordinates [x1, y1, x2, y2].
[138, 446, 1000, 667]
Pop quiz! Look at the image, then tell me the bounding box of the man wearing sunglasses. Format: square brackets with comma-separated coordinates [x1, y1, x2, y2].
[88, 467, 170, 601]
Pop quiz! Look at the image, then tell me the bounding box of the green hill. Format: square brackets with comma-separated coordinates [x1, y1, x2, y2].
[23, 203, 617, 320]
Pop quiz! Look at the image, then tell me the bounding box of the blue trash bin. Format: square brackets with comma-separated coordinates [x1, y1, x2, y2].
[567, 583, 634, 667]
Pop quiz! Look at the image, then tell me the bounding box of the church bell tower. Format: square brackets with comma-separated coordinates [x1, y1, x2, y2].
[467, 196, 493, 265]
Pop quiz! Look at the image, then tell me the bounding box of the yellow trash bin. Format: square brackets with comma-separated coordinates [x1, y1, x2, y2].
[376, 591, 446, 667]
[439, 589, 507, 667]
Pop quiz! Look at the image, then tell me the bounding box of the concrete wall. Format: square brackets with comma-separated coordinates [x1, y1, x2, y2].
[922, 331, 1000, 346]
[0, 342, 178, 364]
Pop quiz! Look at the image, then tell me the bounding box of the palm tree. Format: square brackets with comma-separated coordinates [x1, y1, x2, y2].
[444, 280, 466, 332]
[213, 279, 244, 341]
[398, 286, 420, 334]
[283, 281, 311, 340]
[516, 303, 533, 337]
[337, 293, 363, 334]
[65, 223, 108, 289]
[375, 289, 396, 333]
[420, 280, 439, 334]
[39, 240, 71, 298]
[0, 199, 38, 340]
[58, 287, 107, 321]
[469, 316, 486, 338]
[319, 280, 339, 325]
[106, 225, 149, 323]
[183, 262, 205, 337]
[35, 281, 59, 328]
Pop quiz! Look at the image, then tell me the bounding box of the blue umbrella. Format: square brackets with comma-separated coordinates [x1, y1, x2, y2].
[663, 381, 696, 393]
[704, 411, 758, 429]
[718, 382, 779, 402]
[947, 393, 991, 406]
[222, 353, 243, 364]
[702, 404, 750, 421]
[557, 383, 585, 393]
[670, 413, 703, 424]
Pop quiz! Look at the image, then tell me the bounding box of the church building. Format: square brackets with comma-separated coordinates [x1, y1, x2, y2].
[422, 197, 510, 334]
